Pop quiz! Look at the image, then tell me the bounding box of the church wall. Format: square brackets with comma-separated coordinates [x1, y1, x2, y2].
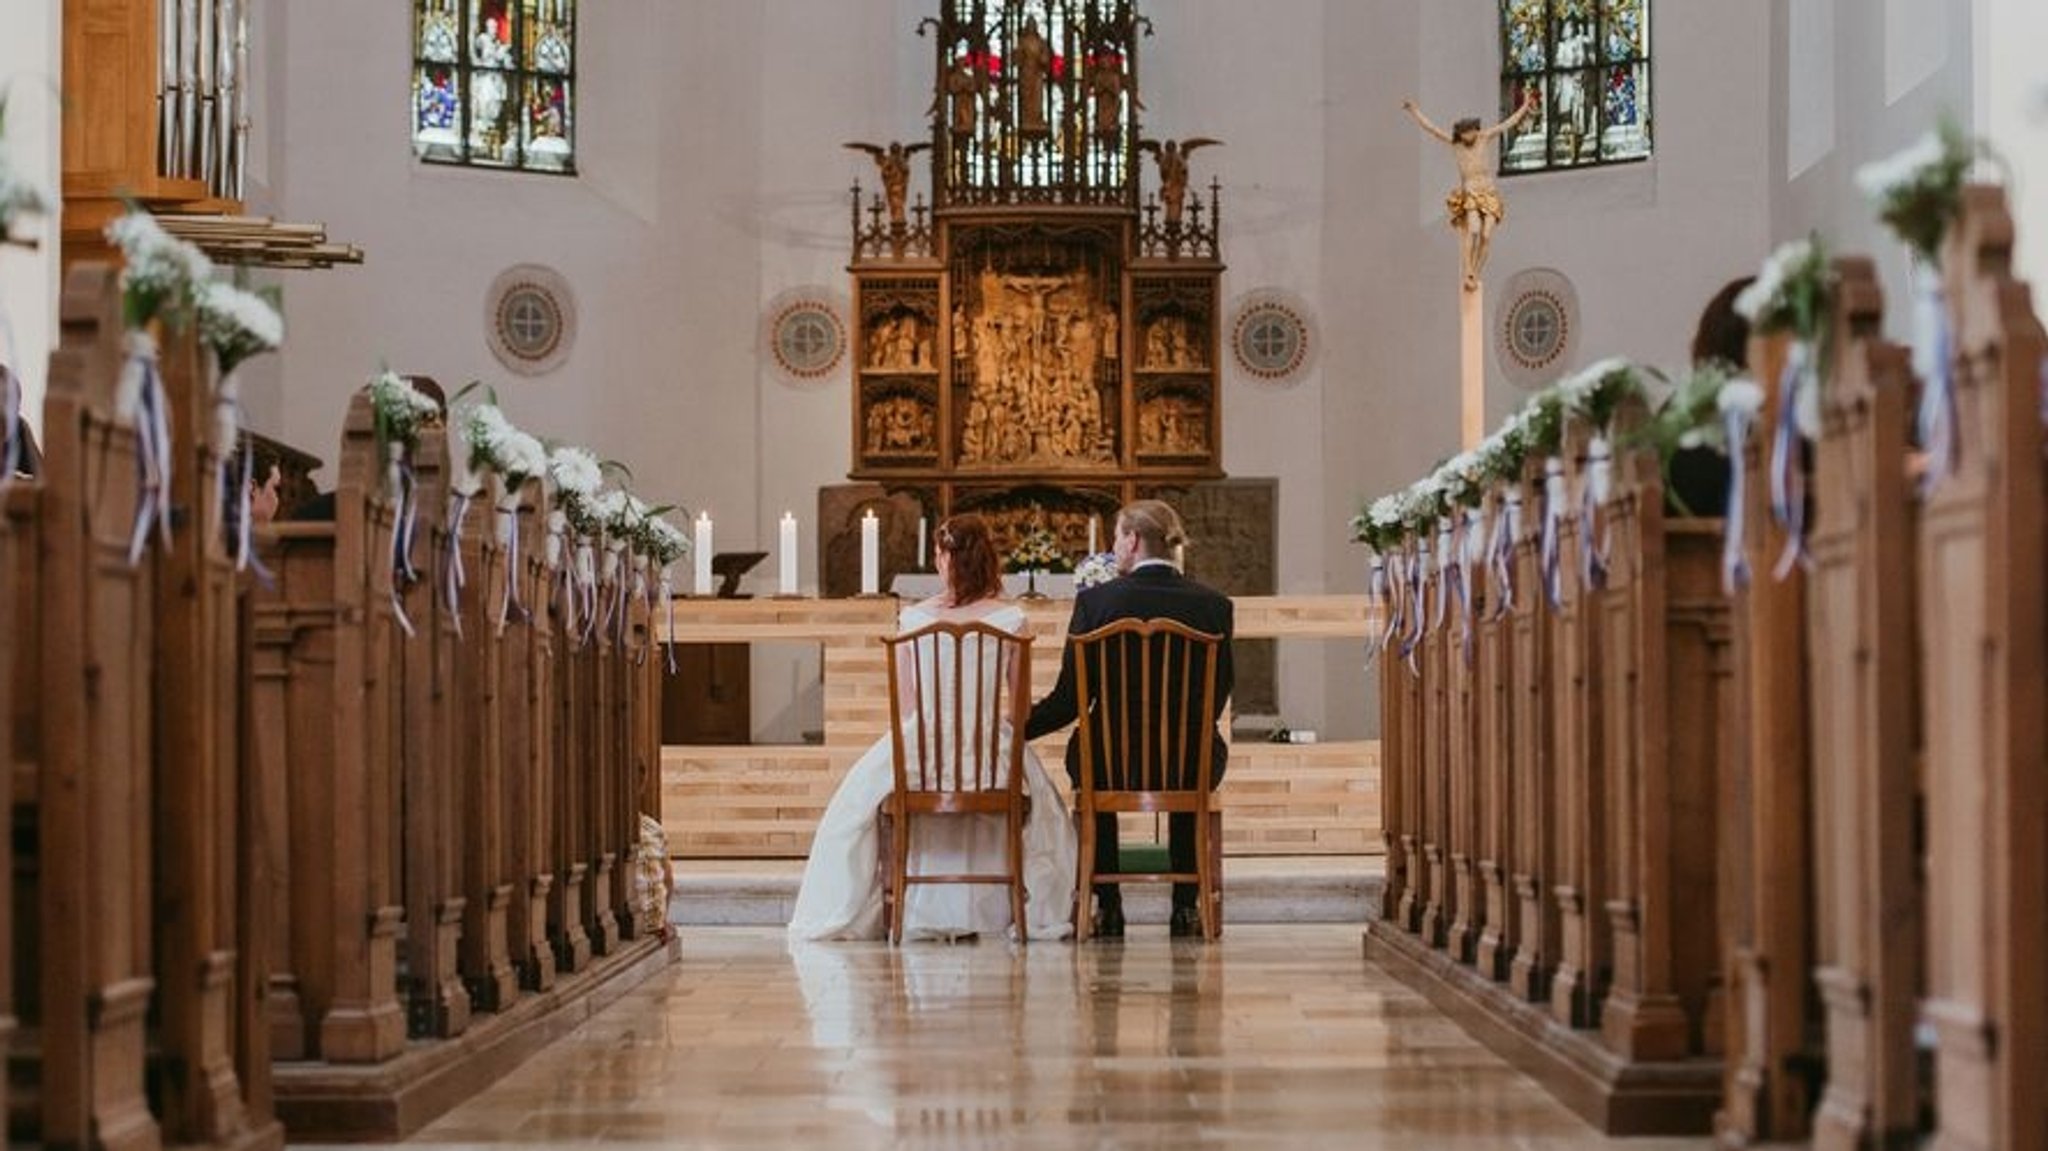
[0, 0, 62, 433]
[1773, 0, 1977, 344]
[1971, 0, 2047, 289]
[260, 0, 1775, 747]
[1320, 0, 1774, 736]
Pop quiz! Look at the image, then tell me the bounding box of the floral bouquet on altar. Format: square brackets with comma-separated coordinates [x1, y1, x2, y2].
[1004, 522, 1071, 573]
[1073, 551, 1119, 591]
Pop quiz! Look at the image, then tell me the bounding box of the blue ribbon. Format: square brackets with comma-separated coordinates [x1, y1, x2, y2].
[1769, 342, 1812, 579]
[1579, 437, 1611, 593]
[1540, 457, 1566, 613]
[1722, 406, 1753, 596]
[1915, 273, 1959, 495]
[126, 347, 175, 567]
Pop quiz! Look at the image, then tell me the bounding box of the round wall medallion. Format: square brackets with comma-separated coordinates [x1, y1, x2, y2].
[764, 288, 849, 383]
[1228, 290, 1316, 384]
[1494, 267, 1580, 390]
[485, 265, 576, 376]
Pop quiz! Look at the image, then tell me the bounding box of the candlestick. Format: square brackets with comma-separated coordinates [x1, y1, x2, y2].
[693, 512, 714, 596]
[917, 516, 928, 570]
[778, 511, 798, 596]
[859, 509, 880, 595]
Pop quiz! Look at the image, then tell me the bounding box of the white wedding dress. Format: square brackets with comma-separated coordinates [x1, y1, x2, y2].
[787, 600, 1077, 941]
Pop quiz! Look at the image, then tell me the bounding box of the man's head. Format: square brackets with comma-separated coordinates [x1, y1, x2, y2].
[1112, 499, 1188, 572]
[1453, 117, 1482, 143]
[249, 445, 284, 525]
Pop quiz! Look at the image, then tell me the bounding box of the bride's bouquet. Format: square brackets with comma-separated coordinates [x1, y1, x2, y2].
[1073, 551, 1119, 591]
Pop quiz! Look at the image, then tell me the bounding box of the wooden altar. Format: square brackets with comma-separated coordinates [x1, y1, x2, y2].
[842, 0, 1226, 560]
[658, 595, 1379, 859]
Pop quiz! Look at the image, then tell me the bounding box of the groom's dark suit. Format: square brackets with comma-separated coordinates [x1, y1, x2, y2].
[1025, 562, 1234, 915]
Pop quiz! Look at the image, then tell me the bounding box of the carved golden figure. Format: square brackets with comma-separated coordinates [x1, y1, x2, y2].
[1013, 18, 1051, 136]
[1401, 91, 1539, 291]
[1139, 137, 1222, 231]
[935, 53, 987, 138]
[1086, 54, 1140, 137]
[844, 140, 930, 228]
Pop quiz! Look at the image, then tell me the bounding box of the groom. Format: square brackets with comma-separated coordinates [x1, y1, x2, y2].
[1025, 500, 1234, 938]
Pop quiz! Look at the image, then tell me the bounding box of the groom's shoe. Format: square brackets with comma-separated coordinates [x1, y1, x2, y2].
[1092, 904, 1126, 939]
[1169, 905, 1205, 938]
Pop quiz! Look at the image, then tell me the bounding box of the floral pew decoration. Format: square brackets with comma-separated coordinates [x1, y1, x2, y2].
[547, 445, 604, 638]
[105, 209, 216, 562]
[625, 498, 689, 673]
[1735, 235, 1836, 579]
[1855, 121, 1974, 491]
[197, 279, 284, 574]
[1349, 358, 1652, 667]
[449, 388, 548, 629]
[366, 369, 442, 635]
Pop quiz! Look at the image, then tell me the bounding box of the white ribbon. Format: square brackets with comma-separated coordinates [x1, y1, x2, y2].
[1401, 540, 1429, 676]
[1365, 554, 1388, 668]
[1579, 434, 1612, 592]
[495, 481, 528, 625]
[1540, 456, 1566, 612]
[1911, 264, 1958, 494]
[445, 489, 473, 637]
[1769, 341, 1814, 579]
[1432, 520, 1453, 635]
[1722, 405, 1754, 596]
[661, 569, 678, 674]
[1490, 488, 1522, 619]
[120, 331, 175, 566]
[384, 443, 418, 638]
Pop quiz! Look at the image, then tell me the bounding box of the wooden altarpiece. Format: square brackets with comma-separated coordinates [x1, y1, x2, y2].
[846, 0, 1225, 558]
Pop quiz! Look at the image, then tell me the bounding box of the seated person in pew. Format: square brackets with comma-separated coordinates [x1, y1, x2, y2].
[787, 514, 1079, 942]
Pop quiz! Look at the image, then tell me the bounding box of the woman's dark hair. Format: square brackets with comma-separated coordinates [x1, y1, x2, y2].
[935, 514, 1003, 605]
[1692, 276, 1755, 369]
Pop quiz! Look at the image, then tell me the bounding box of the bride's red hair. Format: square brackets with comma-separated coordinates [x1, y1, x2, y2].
[936, 514, 1003, 604]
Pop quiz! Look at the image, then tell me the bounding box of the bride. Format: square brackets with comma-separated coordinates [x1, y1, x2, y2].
[788, 514, 1078, 941]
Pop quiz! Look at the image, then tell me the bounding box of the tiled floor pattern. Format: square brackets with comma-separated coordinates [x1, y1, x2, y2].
[299, 924, 1709, 1150]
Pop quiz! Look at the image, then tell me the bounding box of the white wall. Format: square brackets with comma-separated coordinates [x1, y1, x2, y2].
[1319, 0, 1774, 733]
[262, 0, 1776, 741]
[1973, 0, 2048, 290]
[0, 0, 62, 432]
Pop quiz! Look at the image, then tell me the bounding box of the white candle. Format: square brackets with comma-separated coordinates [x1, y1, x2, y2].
[859, 510, 880, 595]
[1087, 515, 1100, 554]
[916, 516, 928, 570]
[778, 511, 798, 596]
[693, 512, 714, 596]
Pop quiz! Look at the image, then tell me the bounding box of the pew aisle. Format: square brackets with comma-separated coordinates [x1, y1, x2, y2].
[3, 262, 680, 1146]
[1360, 183, 2048, 1145]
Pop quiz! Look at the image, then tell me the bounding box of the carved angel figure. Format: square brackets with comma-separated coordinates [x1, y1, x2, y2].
[844, 140, 932, 228]
[1139, 137, 1222, 231]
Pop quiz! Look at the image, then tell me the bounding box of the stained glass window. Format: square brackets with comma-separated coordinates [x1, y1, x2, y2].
[1498, 0, 1650, 174]
[412, 0, 576, 174]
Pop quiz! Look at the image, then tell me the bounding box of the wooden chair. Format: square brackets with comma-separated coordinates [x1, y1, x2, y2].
[1069, 618, 1226, 941]
[876, 621, 1034, 945]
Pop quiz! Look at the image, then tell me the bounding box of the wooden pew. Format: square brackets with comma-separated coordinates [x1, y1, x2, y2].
[1505, 457, 1559, 1005]
[455, 472, 519, 1011]
[502, 473, 557, 989]
[1471, 488, 1517, 982]
[153, 305, 285, 1149]
[1, 440, 23, 1142]
[1804, 256, 1924, 1148]
[397, 422, 471, 1037]
[1716, 332, 1821, 1144]
[29, 264, 163, 1149]
[1917, 184, 2048, 1151]
[254, 392, 409, 1067]
[1592, 406, 1728, 1067]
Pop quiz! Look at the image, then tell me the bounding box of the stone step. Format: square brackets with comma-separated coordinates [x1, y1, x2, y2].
[669, 856, 1385, 928]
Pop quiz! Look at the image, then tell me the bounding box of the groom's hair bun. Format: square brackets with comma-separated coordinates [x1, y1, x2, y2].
[1117, 500, 1187, 557]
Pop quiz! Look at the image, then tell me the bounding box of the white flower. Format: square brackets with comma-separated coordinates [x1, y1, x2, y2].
[1735, 238, 1813, 322]
[198, 281, 285, 349]
[367, 370, 440, 444]
[463, 402, 547, 481]
[548, 445, 602, 498]
[106, 209, 215, 319]
[0, 152, 48, 228]
[1368, 495, 1402, 528]
[1717, 377, 1766, 417]
[1074, 551, 1119, 590]
[1854, 131, 1949, 200]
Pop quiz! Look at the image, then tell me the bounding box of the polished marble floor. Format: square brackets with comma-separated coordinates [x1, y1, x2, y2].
[307, 924, 1710, 1150]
